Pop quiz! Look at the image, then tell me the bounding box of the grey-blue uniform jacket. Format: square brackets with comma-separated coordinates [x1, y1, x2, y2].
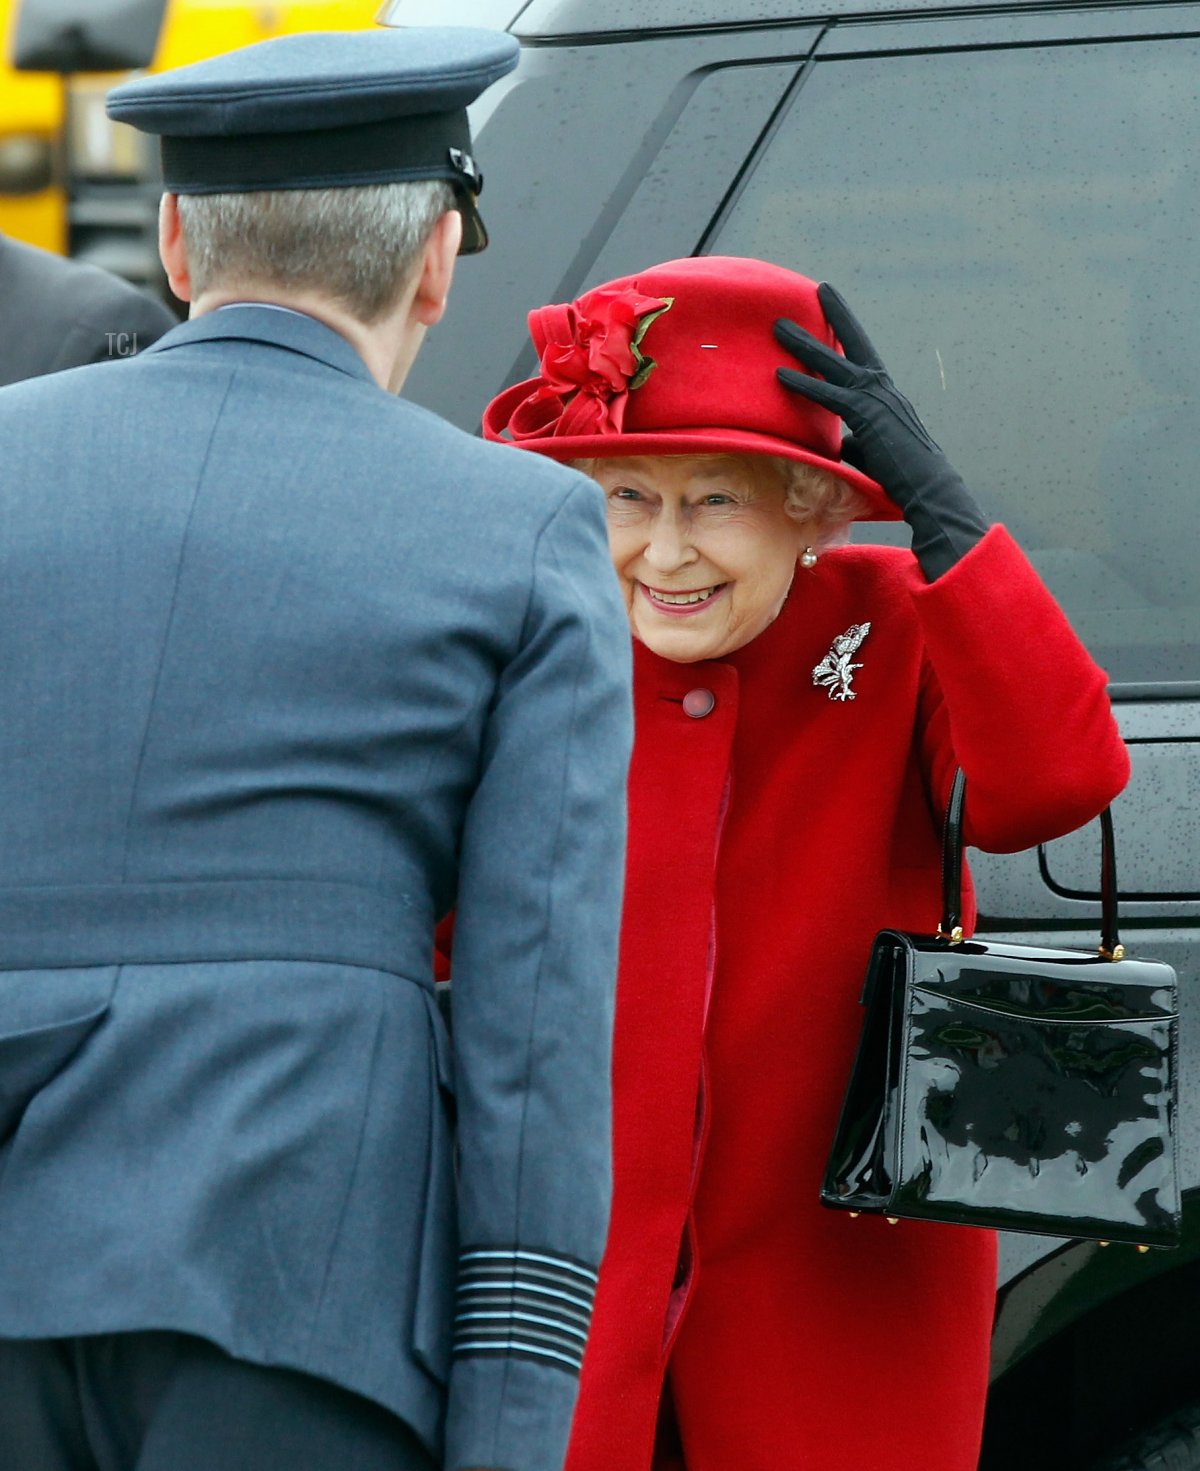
[0, 306, 632, 1471]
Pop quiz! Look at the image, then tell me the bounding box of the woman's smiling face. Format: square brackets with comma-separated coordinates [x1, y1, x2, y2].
[594, 454, 810, 663]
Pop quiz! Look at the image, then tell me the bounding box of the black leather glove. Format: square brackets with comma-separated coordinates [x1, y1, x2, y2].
[775, 282, 988, 580]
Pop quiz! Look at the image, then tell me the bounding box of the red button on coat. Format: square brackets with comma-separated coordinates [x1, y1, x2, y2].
[682, 688, 716, 719]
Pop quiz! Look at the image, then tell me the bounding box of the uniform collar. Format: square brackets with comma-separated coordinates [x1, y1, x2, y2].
[141, 302, 377, 385]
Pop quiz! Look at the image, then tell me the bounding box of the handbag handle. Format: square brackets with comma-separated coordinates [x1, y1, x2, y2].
[937, 769, 1124, 961]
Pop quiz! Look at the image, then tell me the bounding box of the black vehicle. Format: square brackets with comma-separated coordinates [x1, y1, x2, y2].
[389, 2, 1200, 1467]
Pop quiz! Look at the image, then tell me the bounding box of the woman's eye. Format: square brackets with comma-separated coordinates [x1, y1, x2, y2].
[611, 487, 643, 501]
[701, 493, 735, 506]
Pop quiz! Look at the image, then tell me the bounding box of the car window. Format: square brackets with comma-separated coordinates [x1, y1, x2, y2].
[708, 35, 1200, 685]
[406, 33, 808, 429]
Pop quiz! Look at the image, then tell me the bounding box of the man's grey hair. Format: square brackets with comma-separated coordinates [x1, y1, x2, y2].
[176, 180, 456, 324]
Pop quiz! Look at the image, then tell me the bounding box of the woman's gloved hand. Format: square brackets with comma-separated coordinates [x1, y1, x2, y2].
[775, 282, 989, 580]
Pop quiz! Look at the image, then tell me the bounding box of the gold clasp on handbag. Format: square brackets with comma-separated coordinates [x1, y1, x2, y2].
[936, 925, 964, 944]
[1098, 943, 1126, 962]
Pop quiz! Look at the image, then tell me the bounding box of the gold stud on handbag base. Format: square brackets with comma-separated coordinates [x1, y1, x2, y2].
[842, 1218, 1153, 1245]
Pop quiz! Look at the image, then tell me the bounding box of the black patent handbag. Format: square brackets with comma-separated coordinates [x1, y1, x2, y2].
[821, 771, 1182, 1248]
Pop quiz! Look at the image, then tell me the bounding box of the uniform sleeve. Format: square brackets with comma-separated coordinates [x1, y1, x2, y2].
[912, 523, 1130, 853]
[443, 479, 633, 1471]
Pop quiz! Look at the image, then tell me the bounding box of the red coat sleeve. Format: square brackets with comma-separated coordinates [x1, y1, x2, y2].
[433, 911, 455, 984]
[910, 524, 1130, 852]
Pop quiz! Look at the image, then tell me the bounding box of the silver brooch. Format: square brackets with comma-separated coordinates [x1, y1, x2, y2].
[813, 622, 871, 701]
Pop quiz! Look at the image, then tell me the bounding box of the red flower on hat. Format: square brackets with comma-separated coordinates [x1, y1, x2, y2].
[506, 287, 673, 440]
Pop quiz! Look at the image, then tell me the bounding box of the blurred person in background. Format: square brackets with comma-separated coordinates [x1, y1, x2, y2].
[0, 229, 176, 384]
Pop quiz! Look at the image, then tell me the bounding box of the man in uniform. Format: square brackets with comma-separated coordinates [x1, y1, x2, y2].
[0, 27, 631, 1471]
[0, 231, 177, 384]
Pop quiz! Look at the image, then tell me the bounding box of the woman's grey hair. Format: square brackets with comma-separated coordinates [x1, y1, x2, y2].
[176, 180, 456, 324]
[765, 455, 871, 548]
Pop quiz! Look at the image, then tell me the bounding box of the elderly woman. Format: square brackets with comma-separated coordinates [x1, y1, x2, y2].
[477, 256, 1130, 1471]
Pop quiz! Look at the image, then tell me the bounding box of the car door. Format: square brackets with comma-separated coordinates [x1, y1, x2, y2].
[695, 15, 1200, 1460]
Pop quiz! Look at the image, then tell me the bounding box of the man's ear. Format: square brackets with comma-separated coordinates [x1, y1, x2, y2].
[158, 193, 192, 303]
[411, 208, 463, 328]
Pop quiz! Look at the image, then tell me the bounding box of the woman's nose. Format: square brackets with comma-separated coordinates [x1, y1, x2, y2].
[643, 512, 697, 572]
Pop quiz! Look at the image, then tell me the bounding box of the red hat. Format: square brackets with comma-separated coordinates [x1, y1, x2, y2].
[482, 255, 898, 521]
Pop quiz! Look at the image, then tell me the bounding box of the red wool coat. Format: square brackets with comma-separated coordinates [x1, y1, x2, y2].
[562, 526, 1130, 1471]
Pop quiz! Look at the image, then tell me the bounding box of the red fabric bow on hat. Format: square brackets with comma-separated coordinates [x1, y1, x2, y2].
[506, 286, 673, 440]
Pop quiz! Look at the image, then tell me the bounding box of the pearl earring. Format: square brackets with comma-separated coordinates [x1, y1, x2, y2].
[801, 546, 819, 569]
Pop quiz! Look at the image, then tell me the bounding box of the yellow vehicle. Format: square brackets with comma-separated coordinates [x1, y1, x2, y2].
[0, 0, 380, 272]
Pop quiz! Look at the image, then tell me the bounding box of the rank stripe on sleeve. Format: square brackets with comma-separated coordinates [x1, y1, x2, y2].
[452, 1246, 600, 1374]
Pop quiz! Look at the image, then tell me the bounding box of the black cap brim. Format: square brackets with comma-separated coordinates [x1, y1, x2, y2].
[159, 109, 491, 252]
[456, 187, 487, 254]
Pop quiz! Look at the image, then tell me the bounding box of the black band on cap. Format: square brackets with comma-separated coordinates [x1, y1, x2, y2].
[161, 108, 476, 195]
